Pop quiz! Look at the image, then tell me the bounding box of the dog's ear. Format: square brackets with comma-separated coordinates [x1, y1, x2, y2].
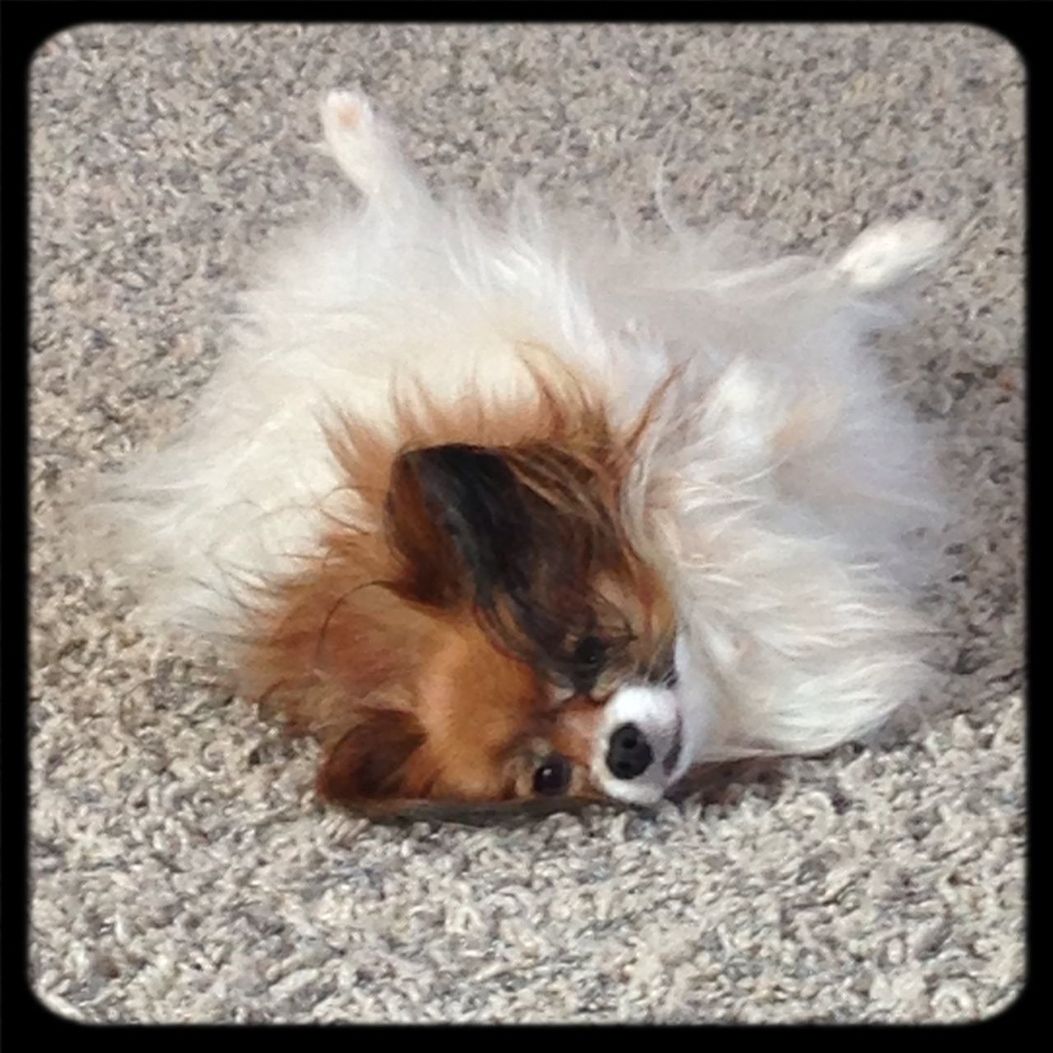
[316, 708, 428, 804]
[384, 442, 617, 682]
[385, 444, 537, 606]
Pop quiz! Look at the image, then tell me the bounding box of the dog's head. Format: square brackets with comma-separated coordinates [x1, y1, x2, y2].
[240, 373, 709, 813]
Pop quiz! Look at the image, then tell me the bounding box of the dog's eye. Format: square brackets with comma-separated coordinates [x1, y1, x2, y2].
[568, 636, 610, 678]
[572, 635, 607, 669]
[532, 755, 572, 796]
[565, 634, 610, 694]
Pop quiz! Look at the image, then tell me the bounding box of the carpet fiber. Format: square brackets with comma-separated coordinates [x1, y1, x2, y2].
[29, 23, 1025, 1023]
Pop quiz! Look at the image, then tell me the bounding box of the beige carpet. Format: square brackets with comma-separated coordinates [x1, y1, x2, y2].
[29, 23, 1025, 1022]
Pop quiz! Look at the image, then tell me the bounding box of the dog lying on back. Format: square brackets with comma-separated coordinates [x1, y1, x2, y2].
[84, 91, 947, 813]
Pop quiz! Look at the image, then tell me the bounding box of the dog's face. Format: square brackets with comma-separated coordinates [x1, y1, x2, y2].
[240, 379, 699, 812]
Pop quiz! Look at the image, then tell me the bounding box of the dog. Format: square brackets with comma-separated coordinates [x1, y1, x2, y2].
[82, 90, 947, 813]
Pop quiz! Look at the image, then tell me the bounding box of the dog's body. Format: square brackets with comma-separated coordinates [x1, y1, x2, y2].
[85, 92, 946, 810]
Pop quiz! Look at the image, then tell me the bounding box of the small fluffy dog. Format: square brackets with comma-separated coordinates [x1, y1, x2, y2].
[85, 91, 947, 813]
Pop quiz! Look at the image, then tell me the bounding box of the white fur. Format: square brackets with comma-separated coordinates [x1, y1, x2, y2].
[84, 91, 948, 800]
[592, 683, 692, 805]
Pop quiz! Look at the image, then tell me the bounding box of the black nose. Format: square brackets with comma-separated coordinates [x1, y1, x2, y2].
[606, 723, 654, 780]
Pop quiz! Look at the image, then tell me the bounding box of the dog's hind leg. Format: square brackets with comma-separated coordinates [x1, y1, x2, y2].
[320, 90, 428, 209]
[833, 218, 946, 291]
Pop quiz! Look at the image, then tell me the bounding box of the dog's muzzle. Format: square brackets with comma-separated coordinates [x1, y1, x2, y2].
[593, 684, 685, 804]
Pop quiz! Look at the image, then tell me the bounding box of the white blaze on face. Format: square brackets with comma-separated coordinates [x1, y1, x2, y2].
[591, 684, 681, 805]
[591, 634, 721, 805]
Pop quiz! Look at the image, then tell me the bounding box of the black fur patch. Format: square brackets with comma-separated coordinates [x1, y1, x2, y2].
[402, 444, 534, 603]
[387, 443, 634, 691]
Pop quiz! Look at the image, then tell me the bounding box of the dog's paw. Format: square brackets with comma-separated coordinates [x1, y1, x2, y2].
[319, 89, 399, 198]
[836, 218, 946, 291]
[320, 89, 381, 148]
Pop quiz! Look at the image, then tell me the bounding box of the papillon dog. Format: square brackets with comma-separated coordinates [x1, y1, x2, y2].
[83, 91, 947, 814]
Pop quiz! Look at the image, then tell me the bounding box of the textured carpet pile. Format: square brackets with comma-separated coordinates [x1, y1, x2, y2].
[29, 23, 1024, 1022]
